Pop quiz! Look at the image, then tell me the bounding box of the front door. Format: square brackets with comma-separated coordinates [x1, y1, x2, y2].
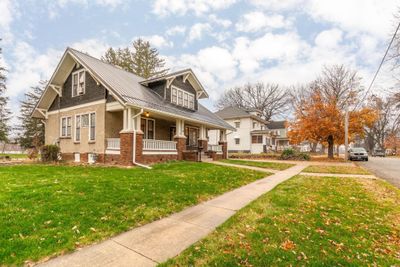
[185, 126, 199, 149]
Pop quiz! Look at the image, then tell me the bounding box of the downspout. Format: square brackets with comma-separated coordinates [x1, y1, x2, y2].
[131, 108, 151, 169]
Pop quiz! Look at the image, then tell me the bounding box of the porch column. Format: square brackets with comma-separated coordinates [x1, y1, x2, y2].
[219, 129, 228, 159]
[120, 108, 143, 165]
[198, 125, 208, 151]
[120, 107, 134, 166]
[174, 119, 186, 160]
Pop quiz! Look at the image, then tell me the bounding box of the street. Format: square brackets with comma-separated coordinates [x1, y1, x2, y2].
[359, 157, 400, 188]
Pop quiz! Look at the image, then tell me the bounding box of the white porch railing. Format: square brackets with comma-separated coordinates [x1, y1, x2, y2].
[143, 139, 177, 151]
[106, 138, 120, 150]
[208, 144, 222, 153]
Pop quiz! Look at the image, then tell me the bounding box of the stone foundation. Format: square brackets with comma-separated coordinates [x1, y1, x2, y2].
[141, 154, 178, 164]
[183, 151, 199, 161]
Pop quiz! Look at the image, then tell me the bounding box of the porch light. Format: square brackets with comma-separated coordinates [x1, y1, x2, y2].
[145, 112, 150, 117]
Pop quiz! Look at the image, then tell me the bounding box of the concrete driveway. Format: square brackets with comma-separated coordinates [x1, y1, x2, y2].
[359, 157, 400, 188]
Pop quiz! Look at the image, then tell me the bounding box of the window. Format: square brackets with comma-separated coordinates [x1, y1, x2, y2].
[75, 115, 81, 142]
[178, 90, 183, 106]
[184, 93, 188, 107]
[253, 122, 257, 129]
[171, 87, 177, 104]
[234, 121, 240, 128]
[141, 118, 155, 139]
[72, 69, 85, 97]
[60, 117, 72, 137]
[188, 95, 194, 109]
[171, 86, 195, 109]
[81, 114, 89, 127]
[89, 112, 96, 141]
[252, 135, 263, 144]
[235, 138, 240, 145]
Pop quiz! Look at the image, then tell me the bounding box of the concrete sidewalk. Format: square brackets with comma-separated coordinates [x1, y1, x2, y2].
[38, 164, 306, 267]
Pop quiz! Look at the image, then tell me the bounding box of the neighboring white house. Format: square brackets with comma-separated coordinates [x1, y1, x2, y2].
[208, 106, 291, 153]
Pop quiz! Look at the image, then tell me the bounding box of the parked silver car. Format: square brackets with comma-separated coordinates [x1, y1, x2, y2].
[348, 147, 368, 161]
[372, 149, 385, 157]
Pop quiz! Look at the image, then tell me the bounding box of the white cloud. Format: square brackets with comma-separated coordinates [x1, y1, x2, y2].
[249, 0, 304, 11]
[0, 0, 18, 44]
[166, 25, 186, 36]
[152, 0, 237, 16]
[314, 28, 343, 48]
[70, 39, 110, 58]
[140, 35, 174, 48]
[186, 23, 212, 43]
[236, 11, 292, 32]
[208, 14, 232, 28]
[6, 42, 63, 99]
[307, 0, 397, 39]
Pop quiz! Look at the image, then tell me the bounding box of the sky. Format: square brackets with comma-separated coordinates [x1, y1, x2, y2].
[0, 0, 399, 126]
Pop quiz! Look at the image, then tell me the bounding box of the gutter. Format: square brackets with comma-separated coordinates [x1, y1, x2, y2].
[131, 109, 151, 169]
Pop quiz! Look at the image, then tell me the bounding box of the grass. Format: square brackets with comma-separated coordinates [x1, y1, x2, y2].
[161, 176, 400, 266]
[303, 165, 371, 175]
[221, 159, 294, 170]
[0, 153, 28, 159]
[0, 162, 267, 265]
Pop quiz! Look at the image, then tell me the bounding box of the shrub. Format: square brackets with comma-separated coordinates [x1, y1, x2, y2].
[41, 145, 60, 162]
[279, 148, 310, 161]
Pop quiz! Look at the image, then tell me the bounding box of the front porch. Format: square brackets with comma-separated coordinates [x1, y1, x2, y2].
[104, 105, 227, 165]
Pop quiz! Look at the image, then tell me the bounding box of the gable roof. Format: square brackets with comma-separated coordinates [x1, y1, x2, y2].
[140, 68, 209, 99]
[33, 48, 233, 130]
[267, 121, 287, 129]
[214, 106, 268, 124]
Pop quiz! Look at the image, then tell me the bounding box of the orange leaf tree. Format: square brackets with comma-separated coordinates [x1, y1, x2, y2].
[289, 90, 376, 159]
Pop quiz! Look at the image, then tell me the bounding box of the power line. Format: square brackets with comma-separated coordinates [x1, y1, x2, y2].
[360, 21, 400, 104]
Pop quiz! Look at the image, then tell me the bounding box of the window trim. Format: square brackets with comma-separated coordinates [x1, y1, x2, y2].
[60, 116, 72, 138]
[71, 69, 86, 97]
[251, 135, 263, 144]
[171, 85, 195, 110]
[88, 112, 96, 142]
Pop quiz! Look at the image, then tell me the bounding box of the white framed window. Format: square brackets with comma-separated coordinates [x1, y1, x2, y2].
[234, 121, 240, 128]
[72, 69, 85, 97]
[75, 115, 81, 142]
[81, 114, 89, 127]
[141, 118, 155, 139]
[89, 112, 96, 141]
[235, 138, 240, 145]
[60, 116, 72, 137]
[188, 95, 194, 109]
[171, 87, 177, 104]
[171, 86, 195, 110]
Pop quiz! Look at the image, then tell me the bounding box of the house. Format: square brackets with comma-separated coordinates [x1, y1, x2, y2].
[266, 120, 290, 151]
[208, 106, 290, 153]
[32, 47, 233, 166]
[209, 106, 271, 153]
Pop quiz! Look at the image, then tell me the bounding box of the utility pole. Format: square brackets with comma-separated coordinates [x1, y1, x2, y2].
[344, 102, 349, 161]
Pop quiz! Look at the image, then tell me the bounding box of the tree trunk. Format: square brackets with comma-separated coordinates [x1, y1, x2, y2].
[311, 142, 317, 153]
[336, 145, 340, 156]
[327, 135, 334, 159]
[321, 144, 325, 154]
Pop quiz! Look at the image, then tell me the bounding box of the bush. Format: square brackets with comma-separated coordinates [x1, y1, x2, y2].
[41, 145, 60, 162]
[279, 148, 310, 161]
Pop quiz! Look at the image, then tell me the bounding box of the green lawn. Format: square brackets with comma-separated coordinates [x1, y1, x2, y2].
[0, 162, 266, 265]
[162, 176, 400, 266]
[0, 153, 28, 159]
[302, 165, 371, 175]
[221, 159, 294, 170]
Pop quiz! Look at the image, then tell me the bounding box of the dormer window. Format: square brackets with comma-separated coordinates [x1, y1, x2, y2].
[171, 86, 195, 110]
[72, 69, 85, 97]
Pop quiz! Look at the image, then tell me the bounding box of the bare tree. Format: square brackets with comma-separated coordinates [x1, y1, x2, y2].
[365, 95, 400, 151]
[216, 82, 288, 121]
[316, 64, 364, 109]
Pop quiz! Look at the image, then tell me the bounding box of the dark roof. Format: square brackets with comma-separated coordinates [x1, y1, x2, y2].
[267, 121, 287, 129]
[214, 106, 268, 124]
[50, 48, 233, 130]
